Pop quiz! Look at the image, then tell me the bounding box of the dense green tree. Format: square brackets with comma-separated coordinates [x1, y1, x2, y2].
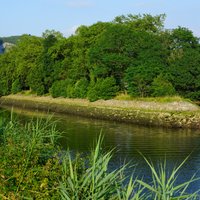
[0, 51, 16, 95]
[73, 78, 89, 98]
[89, 24, 140, 90]
[38, 30, 66, 93]
[167, 27, 200, 100]
[27, 64, 45, 95]
[169, 48, 200, 99]
[171, 27, 199, 49]
[0, 14, 200, 101]
[13, 35, 43, 90]
[150, 75, 176, 97]
[125, 64, 163, 97]
[49, 79, 73, 98]
[113, 14, 166, 33]
[67, 22, 111, 81]
[87, 77, 119, 101]
[42, 29, 63, 40]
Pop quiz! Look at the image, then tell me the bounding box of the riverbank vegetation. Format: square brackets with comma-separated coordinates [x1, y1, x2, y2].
[0, 117, 199, 199]
[0, 14, 200, 102]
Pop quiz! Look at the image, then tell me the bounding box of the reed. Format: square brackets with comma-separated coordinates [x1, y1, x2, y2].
[0, 116, 62, 199]
[59, 135, 144, 200]
[0, 117, 199, 199]
[137, 156, 200, 200]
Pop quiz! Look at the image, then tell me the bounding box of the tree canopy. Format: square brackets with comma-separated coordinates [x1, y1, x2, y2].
[0, 14, 200, 101]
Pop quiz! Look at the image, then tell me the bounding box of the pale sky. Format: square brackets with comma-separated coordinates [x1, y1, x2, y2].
[1, 0, 200, 37]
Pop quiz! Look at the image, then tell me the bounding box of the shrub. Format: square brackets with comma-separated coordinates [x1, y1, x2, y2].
[36, 85, 45, 95]
[49, 80, 70, 98]
[0, 118, 62, 199]
[87, 77, 119, 102]
[11, 79, 22, 94]
[0, 79, 9, 96]
[73, 78, 89, 98]
[125, 64, 163, 97]
[150, 75, 176, 97]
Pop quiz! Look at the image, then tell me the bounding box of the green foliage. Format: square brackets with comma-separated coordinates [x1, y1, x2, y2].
[169, 48, 200, 100]
[0, 79, 9, 96]
[150, 75, 176, 97]
[87, 77, 119, 101]
[50, 78, 88, 99]
[114, 93, 134, 101]
[171, 27, 199, 49]
[59, 135, 145, 200]
[0, 118, 62, 199]
[11, 79, 22, 94]
[113, 13, 166, 33]
[0, 14, 200, 101]
[73, 78, 89, 98]
[138, 156, 199, 200]
[125, 65, 162, 97]
[88, 24, 139, 89]
[50, 80, 68, 98]
[0, 119, 199, 199]
[42, 29, 63, 40]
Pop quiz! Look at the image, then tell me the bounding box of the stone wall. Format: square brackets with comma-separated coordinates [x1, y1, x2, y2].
[1, 95, 200, 129]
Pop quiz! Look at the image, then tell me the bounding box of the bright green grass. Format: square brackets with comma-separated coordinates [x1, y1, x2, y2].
[115, 93, 191, 103]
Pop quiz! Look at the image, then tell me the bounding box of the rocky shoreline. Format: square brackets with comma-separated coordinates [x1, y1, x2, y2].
[0, 95, 200, 129]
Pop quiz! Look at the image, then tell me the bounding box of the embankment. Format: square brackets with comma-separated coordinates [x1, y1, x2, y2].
[0, 95, 200, 129]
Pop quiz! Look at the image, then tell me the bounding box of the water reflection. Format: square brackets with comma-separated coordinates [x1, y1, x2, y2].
[1, 106, 200, 192]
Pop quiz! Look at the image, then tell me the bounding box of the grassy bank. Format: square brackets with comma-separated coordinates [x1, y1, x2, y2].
[0, 118, 199, 199]
[0, 94, 200, 128]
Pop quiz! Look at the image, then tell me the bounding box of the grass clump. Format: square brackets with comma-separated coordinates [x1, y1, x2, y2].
[138, 156, 200, 200]
[0, 116, 199, 199]
[59, 136, 143, 200]
[115, 93, 189, 103]
[115, 93, 135, 101]
[0, 117, 63, 199]
[135, 96, 190, 103]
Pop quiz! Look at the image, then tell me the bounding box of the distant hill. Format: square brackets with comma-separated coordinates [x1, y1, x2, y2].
[0, 44, 4, 54]
[0, 36, 22, 54]
[0, 35, 21, 44]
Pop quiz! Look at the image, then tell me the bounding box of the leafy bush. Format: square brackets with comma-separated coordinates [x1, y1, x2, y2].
[0, 118, 62, 199]
[50, 79, 88, 99]
[11, 79, 22, 94]
[73, 78, 89, 98]
[125, 65, 162, 97]
[0, 80, 9, 96]
[150, 75, 176, 97]
[87, 77, 119, 101]
[50, 80, 69, 98]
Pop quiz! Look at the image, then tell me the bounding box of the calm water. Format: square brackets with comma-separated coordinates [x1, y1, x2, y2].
[1, 106, 200, 192]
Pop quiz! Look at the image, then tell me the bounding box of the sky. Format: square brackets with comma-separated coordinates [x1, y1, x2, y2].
[1, 0, 200, 37]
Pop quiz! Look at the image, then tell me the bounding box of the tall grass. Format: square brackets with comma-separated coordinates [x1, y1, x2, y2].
[59, 135, 143, 199]
[0, 116, 62, 199]
[0, 116, 199, 199]
[137, 156, 200, 200]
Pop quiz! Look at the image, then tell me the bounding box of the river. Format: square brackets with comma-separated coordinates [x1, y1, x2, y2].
[1, 106, 200, 193]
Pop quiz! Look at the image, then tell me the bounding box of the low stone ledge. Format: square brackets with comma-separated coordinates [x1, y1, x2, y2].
[0, 95, 200, 129]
